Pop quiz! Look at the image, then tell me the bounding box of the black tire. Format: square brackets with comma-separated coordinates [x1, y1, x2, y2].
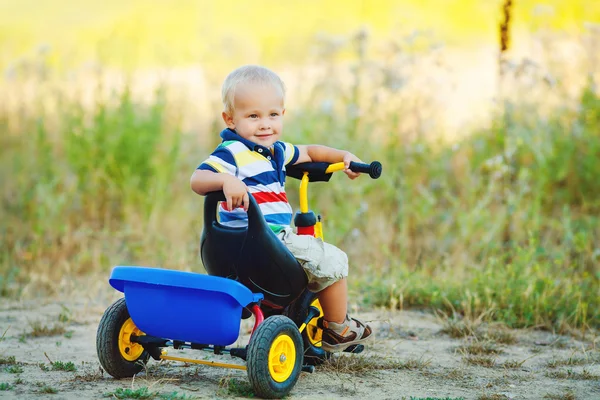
[286, 289, 331, 366]
[96, 298, 150, 378]
[247, 315, 303, 399]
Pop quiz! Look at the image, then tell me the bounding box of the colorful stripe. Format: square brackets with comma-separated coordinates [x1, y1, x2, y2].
[197, 129, 299, 230]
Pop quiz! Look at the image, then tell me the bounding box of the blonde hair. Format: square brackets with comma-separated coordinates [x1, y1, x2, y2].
[221, 65, 286, 115]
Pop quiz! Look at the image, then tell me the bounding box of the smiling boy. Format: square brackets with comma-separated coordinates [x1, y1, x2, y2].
[190, 65, 372, 352]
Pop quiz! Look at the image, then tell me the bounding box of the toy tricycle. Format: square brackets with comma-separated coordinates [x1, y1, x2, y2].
[96, 160, 382, 399]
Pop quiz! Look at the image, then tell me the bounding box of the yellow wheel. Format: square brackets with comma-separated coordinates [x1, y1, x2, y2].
[268, 334, 296, 382]
[118, 318, 145, 361]
[97, 298, 150, 378]
[247, 315, 303, 399]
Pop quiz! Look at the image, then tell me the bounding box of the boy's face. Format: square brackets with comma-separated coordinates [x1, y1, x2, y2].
[222, 82, 285, 148]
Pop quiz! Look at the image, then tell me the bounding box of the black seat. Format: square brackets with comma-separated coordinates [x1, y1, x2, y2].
[200, 191, 308, 310]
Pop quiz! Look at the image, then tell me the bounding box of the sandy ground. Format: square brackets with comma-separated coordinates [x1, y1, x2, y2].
[0, 286, 598, 400]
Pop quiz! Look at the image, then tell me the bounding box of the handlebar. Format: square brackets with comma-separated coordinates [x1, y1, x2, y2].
[349, 161, 383, 179]
[287, 161, 383, 182]
[324, 161, 383, 179]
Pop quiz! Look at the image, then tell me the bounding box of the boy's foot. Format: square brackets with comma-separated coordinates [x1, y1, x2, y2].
[317, 315, 372, 353]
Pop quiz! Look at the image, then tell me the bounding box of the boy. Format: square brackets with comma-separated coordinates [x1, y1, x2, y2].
[190, 65, 372, 352]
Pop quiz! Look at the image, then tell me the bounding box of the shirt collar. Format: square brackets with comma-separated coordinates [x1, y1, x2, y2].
[220, 128, 273, 155]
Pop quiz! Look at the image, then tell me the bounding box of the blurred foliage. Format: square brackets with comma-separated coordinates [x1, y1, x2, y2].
[0, 2, 599, 331]
[0, 0, 599, 70]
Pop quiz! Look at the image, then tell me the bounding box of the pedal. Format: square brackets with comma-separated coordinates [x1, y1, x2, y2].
[302, 365, 315, 373]
[304, 306, 320, 324]
[343, 344, 364, 354]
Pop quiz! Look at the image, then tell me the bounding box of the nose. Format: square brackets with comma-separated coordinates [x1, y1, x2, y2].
[259, 117, 270, 130]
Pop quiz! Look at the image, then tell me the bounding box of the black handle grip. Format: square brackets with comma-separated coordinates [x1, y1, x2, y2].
[349, 161, 382, 179]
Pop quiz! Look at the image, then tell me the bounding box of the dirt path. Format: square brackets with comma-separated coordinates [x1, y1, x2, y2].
[0, 285, 598, 400]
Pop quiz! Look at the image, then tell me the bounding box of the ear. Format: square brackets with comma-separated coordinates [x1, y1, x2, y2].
[282, 108, 286, 116]
[222, 111, 235, 129]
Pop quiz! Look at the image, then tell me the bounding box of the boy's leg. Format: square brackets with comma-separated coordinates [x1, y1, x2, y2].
[316, 277, 372, 352]
[279, 229, 372, 352]
[317, 278, 348, 323]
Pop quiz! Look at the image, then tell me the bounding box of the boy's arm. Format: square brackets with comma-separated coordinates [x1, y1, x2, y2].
[295, 144, 363, 179]
[190, 170, 250, 211]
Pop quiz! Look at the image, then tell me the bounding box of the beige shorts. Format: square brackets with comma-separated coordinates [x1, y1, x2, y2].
[279, 228, 348, 292]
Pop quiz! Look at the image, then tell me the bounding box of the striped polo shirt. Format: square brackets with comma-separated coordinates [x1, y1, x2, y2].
[197, 128, 299, 233]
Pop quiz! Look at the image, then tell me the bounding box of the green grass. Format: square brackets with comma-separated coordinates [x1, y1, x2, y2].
[159, 392, 196, 400]
[0, 356, 16, 365]
[409, 397, 465, 400]
[5, 365, 23, 374]
[51, 361, 76, 372]
[39, 384, 58, 394]
[27, 321, 66, 337]
[217, 378, 254, 398]
[0, 382, 12, 391]
[104, 387, 156, 399]
[0, 29, 599, 333]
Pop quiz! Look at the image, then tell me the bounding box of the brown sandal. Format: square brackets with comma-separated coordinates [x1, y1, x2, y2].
[318, 315, 373, 352]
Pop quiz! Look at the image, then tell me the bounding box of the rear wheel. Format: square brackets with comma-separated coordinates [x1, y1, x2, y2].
[286, 289, 331, 365]
[96, 298, 150, 378]
[247, 315, 303, 399]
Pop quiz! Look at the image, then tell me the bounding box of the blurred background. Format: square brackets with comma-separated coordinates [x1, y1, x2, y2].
[1, 0, 598, 331]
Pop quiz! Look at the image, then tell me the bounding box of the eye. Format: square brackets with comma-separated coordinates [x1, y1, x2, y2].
[249, 114, 258, 119]
[270, 113, 279, 117]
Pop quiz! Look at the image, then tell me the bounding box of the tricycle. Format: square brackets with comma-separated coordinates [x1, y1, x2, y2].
[96, 160, 382, 399]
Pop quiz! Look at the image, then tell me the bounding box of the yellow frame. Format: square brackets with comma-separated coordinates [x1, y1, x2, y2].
[298, 162, 345, 240]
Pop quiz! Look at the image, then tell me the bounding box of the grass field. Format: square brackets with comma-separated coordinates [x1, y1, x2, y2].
[1, 1, 599, 332]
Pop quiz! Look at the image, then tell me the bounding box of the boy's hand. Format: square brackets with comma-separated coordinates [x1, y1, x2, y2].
[343, 152, 363, 180]
[223, 175, 249, 211]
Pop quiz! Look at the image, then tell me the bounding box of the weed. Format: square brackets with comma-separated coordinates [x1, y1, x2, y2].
[478, 395, 508, 400]
[546, 353, 594, 368]
[550, 338, 572, 349]
[27, 321, 66, 337]
[5, 365, 23, 374]
[457, 341, 502, 356]
[14, 378, 23, 384]
[501, 359, 527, 369]
[52, 361, 76, 372]
[104, 387, 157, 399]
[409, 397, 465, 400]
[463, 355, 496, 368]
[322, 354, 431, 373]
[159, 392, 196, 400]
[58, 305, 71, 323]
[443, 368, 469, 380]
[39, 363, 50, 371]
[0, 356, 16, 365]
[64, 331, 74, 339]
[217, 377, 254, 397]
[545, 368, 600, 380]
[439, 317, 477, 338]
[39, 385, 58, 394]
[482, 329, 517, 345]
[0, 382, 12, 391]
[529, 347, 544, 354]
[398, 357, 433, 370]
[543, 391, 576, 400]
[73, 366, 104, 382]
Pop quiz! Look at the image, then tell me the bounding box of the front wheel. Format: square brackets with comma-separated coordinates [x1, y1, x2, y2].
[96, 298, 150, 378]
[247, 315, 303, 399]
